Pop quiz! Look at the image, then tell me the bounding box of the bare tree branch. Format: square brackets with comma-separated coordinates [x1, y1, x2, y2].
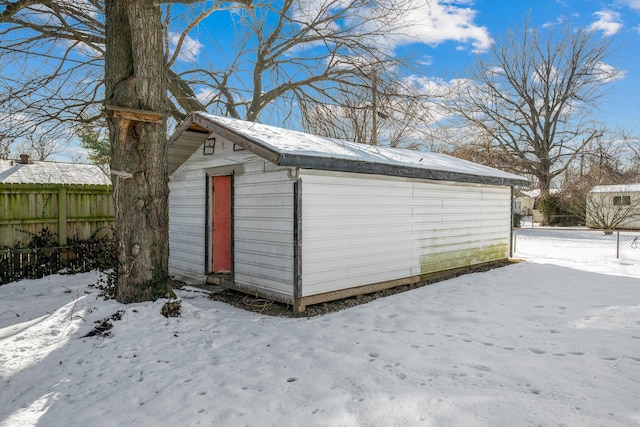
[444, 17, 615, 196]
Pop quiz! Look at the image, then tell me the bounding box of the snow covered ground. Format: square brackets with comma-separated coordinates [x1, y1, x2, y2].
[1, 237, 640, 426]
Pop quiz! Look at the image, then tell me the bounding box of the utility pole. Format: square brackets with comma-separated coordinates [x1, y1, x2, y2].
[371, 69, 378, 146]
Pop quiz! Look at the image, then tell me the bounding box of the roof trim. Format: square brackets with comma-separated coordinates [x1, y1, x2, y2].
[277, 154, 527, 186]
[168, 112, 529, 187]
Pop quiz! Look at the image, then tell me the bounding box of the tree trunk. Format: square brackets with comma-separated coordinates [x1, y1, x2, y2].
[104, 0, 172, 303]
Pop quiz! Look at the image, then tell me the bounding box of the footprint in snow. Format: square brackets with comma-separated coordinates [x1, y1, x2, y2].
[529, 348, 546, 354]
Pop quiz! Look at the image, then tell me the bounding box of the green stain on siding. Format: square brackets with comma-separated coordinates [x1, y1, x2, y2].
[420, 242, 509, 275]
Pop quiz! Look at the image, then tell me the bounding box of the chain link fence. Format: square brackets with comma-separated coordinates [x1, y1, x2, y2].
[513, 226, 640, 262]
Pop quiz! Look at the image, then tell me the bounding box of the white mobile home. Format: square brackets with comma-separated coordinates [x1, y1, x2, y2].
[587, 184, 640, 230]
[168, 113, 528, 312]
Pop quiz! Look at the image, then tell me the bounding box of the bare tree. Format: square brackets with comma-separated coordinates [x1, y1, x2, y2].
[0, 127, 13, 160]
[2, 0, 422, 302]
[445, 18, 617, 198]
[622, 131, 640, 181]
[13, 133, 64, 160]
[1, 0, 418, 139]
[299, 71, 438, 149]
[0, 0, 106, 140]
[558, 133, 640, 225]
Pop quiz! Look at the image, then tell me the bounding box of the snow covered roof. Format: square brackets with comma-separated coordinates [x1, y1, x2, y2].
[0, 159, 110, 185]
[168, 112, 529, 187]
[590, 183, 640, 193]
[517, 188, 561, 198]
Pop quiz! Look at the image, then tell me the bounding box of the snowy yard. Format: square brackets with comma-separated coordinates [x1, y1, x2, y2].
[1, 243, 640, 426]
[514, 225, 640, 262]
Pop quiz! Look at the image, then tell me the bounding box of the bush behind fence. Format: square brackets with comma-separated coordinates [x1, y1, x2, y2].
[0, 231, 116, 285]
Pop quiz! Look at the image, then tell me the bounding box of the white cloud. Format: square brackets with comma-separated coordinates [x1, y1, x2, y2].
[169, 32, 203, 62]
[616, 0, 640, 11]
[404, 75, 470, 97]
[595, 62, 627, 82]
[295, 0, 493, 54]
[393, 1, 493, 53]
[542, 16, 567, 28]
[590, 10, 623, 36]
[195, 88, 219, 104]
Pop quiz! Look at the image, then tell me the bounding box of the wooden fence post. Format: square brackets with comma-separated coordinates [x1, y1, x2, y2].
[58, 186, 67, 246]
[58, 186, 68, 265]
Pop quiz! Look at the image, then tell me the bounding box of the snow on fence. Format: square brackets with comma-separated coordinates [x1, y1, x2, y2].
[513, 227, 640, 262]
[0, 183, 115, 248]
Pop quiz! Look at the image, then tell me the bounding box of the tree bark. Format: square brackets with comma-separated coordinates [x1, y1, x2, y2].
[104, 0, 172, 303]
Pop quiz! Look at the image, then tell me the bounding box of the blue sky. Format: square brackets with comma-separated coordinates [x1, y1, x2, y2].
[40, 0, 640, 161]
[165, 0, 639, 136]
[413, 0, 640, 130]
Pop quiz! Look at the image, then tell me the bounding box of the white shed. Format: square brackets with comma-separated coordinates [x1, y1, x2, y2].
[167, 113, 528, 312]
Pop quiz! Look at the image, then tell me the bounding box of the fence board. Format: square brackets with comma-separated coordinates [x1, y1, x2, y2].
[0, 183, 115, 248]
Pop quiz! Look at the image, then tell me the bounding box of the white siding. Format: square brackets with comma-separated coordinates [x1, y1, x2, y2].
[300, 171, 511, 297]
[586, 191, 640, 229]
[168, 170, 207, 282]
[233, 169, 295, 297]
[169, 137, 295, 299]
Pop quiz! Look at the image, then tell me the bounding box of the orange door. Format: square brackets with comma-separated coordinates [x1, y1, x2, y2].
[212, 175, 232, 272]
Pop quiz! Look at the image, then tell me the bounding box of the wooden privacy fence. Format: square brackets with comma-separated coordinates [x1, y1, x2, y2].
[0, 183, 115, 248]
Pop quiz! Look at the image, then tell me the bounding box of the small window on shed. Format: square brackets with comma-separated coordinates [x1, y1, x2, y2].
[613, 195, 631, 206]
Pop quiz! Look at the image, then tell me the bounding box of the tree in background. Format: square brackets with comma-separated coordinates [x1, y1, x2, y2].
[1, 0, 422, 302]
[558, 134, 640, 227]
[299, 74, 438, 149]
[445, 18, 617, 198]
[0, 0, 419, 144]
[12, 134, 65, 161]
[76, 123, 110, 171]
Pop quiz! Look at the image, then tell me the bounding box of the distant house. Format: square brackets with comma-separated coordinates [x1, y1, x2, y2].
[513, 189, 536, 215]
[587, 183, 640, 230]
[0, 156, 113, 247]
[167, 113, 528, 312]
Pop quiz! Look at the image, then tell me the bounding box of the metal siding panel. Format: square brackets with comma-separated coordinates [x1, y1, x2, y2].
[233, 169, 295, 296]
[300, 173, 511, 296]
[168, 169, 206, 282]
